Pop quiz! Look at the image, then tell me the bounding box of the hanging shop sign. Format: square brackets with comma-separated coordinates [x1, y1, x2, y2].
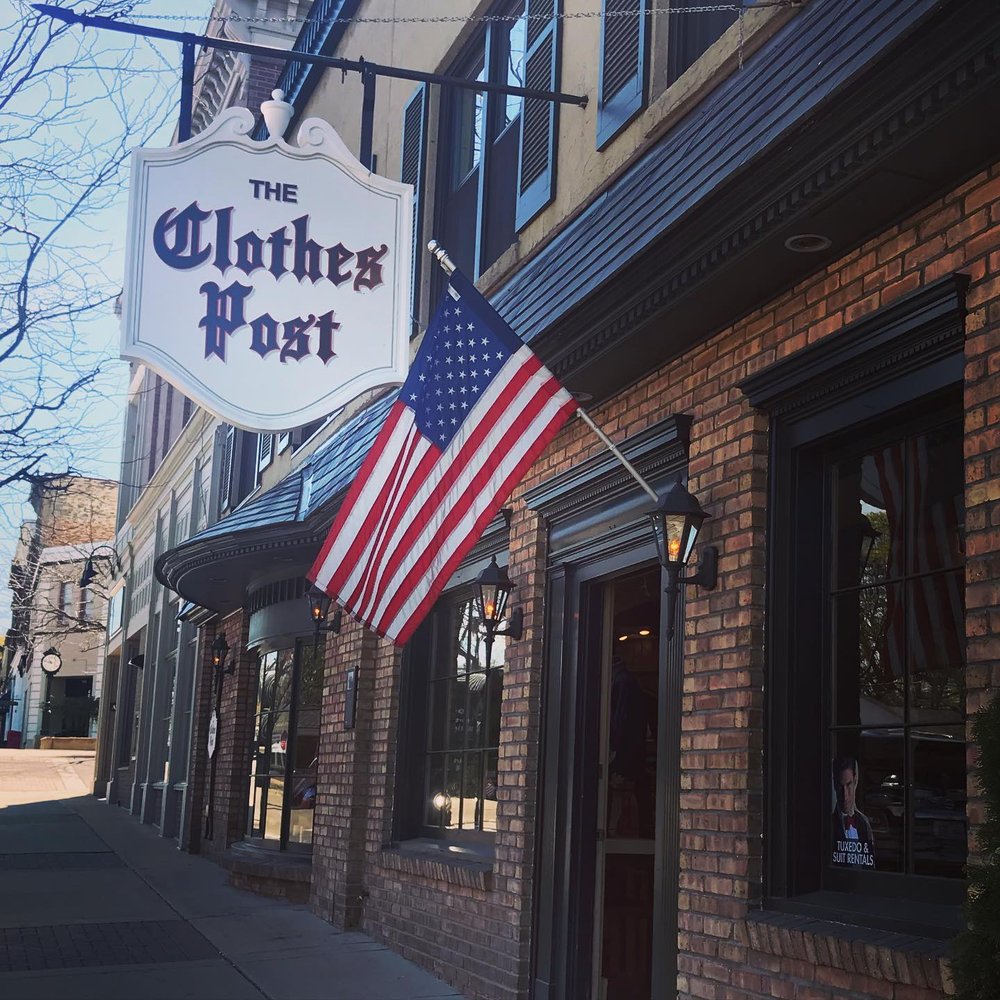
[121, 100, 412, 432]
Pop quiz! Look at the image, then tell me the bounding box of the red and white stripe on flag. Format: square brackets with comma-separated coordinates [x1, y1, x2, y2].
[309, 271, 576, 646]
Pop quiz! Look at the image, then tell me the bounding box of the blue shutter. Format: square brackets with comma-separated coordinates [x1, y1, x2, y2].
[400, 85, 428, 337]
[218, 425, 235, 514]
[596, 0, 648, 149]
[515, 0, 560, 231]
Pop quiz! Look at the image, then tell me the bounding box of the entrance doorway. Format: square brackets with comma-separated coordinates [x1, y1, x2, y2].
[592, 567, 661, 1000]
[43, 676, 94, 738]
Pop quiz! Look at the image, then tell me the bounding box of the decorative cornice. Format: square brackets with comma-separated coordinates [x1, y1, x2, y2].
[547, 32, 999, 381]
[156, 529, 323, 592]
[524, 414, 691, 521]
[247, 577, 310, 615]
[738, 273, 968, 416]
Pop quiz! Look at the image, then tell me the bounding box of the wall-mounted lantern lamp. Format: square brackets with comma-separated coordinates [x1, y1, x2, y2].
[649, 480, 719, 641]
[79, 544, 120, 588]
[307, 586, 342, 639]
[475, 556, 523, 667]
[211, 634, 235, 679]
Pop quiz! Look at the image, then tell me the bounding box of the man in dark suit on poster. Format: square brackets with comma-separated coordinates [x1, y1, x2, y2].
[831, 755, 876, 868]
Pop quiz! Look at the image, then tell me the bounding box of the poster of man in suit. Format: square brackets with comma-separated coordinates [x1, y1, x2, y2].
[831, 755, 876, 869]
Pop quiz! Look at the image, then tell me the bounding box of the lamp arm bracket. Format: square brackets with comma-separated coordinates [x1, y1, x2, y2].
[681, 545, 719, 591]
[492, 606, 524, 641]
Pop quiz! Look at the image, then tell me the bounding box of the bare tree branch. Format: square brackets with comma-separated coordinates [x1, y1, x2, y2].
[0, 0, 176, 513]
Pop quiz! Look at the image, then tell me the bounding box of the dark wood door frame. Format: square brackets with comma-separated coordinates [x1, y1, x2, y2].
[525, 414, 690, 1000]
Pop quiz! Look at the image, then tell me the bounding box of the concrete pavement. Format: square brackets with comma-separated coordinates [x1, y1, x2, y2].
[0, 750, 465, 999]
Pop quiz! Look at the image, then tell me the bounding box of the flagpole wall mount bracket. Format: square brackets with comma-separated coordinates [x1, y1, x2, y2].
[428, 240, 456, 277]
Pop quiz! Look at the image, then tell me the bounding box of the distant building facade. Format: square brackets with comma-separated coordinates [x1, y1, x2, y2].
[2, 475, 118, 748]
[91, 0, 314, 844]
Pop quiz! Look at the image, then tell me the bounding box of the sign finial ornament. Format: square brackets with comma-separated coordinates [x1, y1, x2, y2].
[260, 89, 294, 140]
[121, 100, 413, 432]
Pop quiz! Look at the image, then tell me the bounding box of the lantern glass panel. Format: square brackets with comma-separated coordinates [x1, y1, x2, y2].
[477, 581, 510, 626]
[307, 589, 331, 623]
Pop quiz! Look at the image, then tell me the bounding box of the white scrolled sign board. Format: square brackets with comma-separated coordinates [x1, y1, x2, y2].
[121, 95, 412, 432]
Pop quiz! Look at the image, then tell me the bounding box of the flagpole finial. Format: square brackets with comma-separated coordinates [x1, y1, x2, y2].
[427, 239, 456, 277]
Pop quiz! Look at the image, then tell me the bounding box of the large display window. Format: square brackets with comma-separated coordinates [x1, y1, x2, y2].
[247, 639, 323, 849]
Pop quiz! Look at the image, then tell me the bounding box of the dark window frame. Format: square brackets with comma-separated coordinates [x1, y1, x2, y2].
[395, 579, 508, 851]
[434, 0, 558, 283]
[740, 274, 969, 938]
[246, 637, 324, 853]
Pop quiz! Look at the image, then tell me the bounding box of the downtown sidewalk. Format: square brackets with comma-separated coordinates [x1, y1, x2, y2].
[0, 750, 465, 1000]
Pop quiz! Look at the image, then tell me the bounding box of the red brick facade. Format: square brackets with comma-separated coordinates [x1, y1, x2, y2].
[232, 161, 998, 1000]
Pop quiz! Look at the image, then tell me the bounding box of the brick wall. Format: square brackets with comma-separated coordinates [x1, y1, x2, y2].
[34, 476, 117, 548]
[515, 162, 1000, 1000]
[189, 162, 999, 1000]
[185, 612, 255, 859]
[244, 55, 285, 117]
[310, 619, 378, 928]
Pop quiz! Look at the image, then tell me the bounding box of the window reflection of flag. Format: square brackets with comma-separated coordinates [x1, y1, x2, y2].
[874, 433, 963, 686]
[908, 432, 964, 679]
[874, 442, 905, 681]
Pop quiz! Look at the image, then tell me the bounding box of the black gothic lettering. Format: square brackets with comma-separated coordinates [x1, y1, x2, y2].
[153, 202, 213, 270]
[250, 313, 280, 358]
[326, 243, 353, 286]
[199, 280, 252, 360]
[267, 226, 291, 280]
[315, 309, 341, 364]
[291, 216, 324, 283]
[234, 231, 266, 276]
[280, 314, 315, 363]
[354, 244, 388, 292]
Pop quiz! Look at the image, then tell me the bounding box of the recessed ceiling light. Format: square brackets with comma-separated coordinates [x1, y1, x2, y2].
[617, 634, 628, 642]
[784, 233, 832, 253]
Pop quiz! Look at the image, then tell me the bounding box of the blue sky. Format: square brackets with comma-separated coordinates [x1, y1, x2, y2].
[0, 0, 191, 631]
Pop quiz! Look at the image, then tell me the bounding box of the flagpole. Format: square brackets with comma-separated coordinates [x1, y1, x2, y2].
[426, 241, 660, 505]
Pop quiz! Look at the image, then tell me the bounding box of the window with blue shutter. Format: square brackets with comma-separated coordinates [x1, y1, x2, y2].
[597, 0, 648, 149]
[218, 425, 235, 514]
[257, 433, 274, 475]
[435, 1, 556, 280]
[666, 0, 738, 86]
[515, 0, 560, 229]
[401, 85, 427, 336]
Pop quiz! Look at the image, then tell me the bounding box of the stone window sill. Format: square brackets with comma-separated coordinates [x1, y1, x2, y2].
[379, 841, 494, 891]
[745, 908, 953, 993]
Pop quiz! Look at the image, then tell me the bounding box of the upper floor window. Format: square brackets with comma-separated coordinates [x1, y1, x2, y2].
[428, 0, 559, 283]
[78, 586, 94, 623]
[597, 0, 738, 147]
[58, 581, 73, 617]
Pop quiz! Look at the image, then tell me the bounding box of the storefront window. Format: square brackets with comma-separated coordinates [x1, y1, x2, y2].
[247, 639, 323, 849]
[392, 588, 505, 846]
[827, 419, 966, 883]
[424, 594, 504, 836]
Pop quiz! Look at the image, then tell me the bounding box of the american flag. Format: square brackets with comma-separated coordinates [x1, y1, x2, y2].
[309, 269, 577, 645]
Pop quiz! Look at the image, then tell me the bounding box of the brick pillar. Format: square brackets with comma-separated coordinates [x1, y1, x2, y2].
[310, 620, 378, 928]
[678, 405, 769, 992]
[218, 611, 256, 847]
[184, 611, 255, 858]
[499, 502, 549, 993]
[182, 625, 214, 854]
[963, 258, 1000, 859]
